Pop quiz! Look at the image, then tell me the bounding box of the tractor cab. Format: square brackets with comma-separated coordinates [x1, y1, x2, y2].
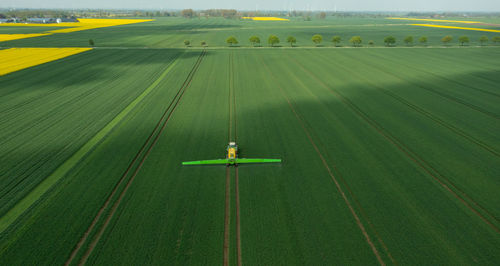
[227, 142, 237, 160]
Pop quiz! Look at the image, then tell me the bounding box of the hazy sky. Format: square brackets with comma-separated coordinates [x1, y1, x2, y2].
[2, 0, 499, 11]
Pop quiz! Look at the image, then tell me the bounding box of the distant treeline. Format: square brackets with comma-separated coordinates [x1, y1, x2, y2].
[1, 9, 499, 20]
[0, 10, 76, 19]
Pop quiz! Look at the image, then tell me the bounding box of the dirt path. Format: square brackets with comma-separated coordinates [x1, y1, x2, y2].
[65, 50, 206, 266]
[289, 56, 500, 234]
[260, 58, 386, 266]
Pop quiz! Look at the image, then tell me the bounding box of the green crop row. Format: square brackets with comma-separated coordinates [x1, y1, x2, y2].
[0, 49, 192, 264]
[0, 49, 185, 218]
[1, 46, 499, 265]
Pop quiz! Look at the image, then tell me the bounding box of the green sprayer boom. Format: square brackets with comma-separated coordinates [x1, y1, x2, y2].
[182, 142, 282, 166]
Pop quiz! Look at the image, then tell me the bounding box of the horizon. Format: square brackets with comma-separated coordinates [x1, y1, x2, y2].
[1, 0, 500, 13]
[1, 8, 500, 14]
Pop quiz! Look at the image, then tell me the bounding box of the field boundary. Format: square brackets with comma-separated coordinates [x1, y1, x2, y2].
[290, 56, 500, 233]
[0, 54, 181, 234]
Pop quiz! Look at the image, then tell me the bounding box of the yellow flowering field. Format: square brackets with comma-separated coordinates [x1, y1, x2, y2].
[242, 17, 289, 21]
[0, 33, 51, 42]
[411, 23, 500, 33]
[47, 19, 154, 33]
[387, 17, 482, 24]
[0, 19, 153, 42]
[0, 48, 92, 76]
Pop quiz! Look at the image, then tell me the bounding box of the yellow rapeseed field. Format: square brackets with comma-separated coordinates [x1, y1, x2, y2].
[0, 33, 51, 42]
[242, 17, 289, 21]
[0, 19, 153, 42]
[411, 24, 500, 33]
[388, 17, 482, 24]
[0, 48, 92, 76]
[47, 19, 154, 33]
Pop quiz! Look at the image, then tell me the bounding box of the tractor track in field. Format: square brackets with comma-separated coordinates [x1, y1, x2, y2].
[366, 50, 500, 99]
[372, 55, 500, 119]
[259, 58, 386, 266]
[231, 51, 242, 266]
[223, 51, 242, 266]
[235, 166, 242, 266]
[223, 167, 231, 266]
[223, 52, 233, 266]
[281, 56, 396, 265]
[376, 88, 499, 157]
[307, 51, 499, 157]
[289, 56, 500, 233]
[65, 49, 206, 266]
[363, 52, 500, 120]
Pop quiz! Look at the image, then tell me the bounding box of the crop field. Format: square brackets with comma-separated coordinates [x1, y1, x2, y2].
[0, 15, 499, 265]
[2, 16, 500, 48]
[0, 48, 92, 75]
[0, 19, 153, 43]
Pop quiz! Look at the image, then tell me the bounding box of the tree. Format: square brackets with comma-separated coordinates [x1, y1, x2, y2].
[384, 36, 396, 47]
[249, 36, 260, 46]
[419, 36, 428, 45]
[441, 35, 452, 45]
[312, 34, 323, 46]
[287, 36, 297, 47]
[331, 36, 341, 47]
[181, 9, 194, 18]
[88, 39, 94, 46]
[368, 40, 374, 46]
[350, 36, 362, 47]
[319, 12, 326, 19]
[458, 36, 470, 46]
[201, 41, 207, 47]
[492, 36, 500, 44]
[268, 35, 280, 47]
[479, 35, 489, 46]
[404, 35, 414, 46]
[226, 36, 238, 46]
[184, 40, 190, 47]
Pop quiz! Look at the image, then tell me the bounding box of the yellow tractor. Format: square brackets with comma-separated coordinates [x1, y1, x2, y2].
[227, 141, 237, 160]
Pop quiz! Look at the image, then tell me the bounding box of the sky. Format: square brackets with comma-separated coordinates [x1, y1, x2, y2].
[1, 0, 500, 12]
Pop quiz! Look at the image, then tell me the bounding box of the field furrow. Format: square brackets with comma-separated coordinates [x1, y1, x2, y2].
[0, 50, 198, 265]
[1, 16, 499, 264]
[253, 49, 500, 264]
[0, 49, 182, 219]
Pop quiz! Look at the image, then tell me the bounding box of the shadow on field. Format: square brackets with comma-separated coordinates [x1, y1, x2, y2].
[0, 49, 207, 91]
[2, 54, 500, 264]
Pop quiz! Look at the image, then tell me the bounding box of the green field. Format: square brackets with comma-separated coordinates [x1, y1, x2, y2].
[0, 26, 68, 34]
[1, 16, 499, 265]
[2, 17, 500, 47]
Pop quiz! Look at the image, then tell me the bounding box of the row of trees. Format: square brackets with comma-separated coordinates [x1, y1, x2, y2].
[383, 35, 500, 46]
[183, 34, 500, 47]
